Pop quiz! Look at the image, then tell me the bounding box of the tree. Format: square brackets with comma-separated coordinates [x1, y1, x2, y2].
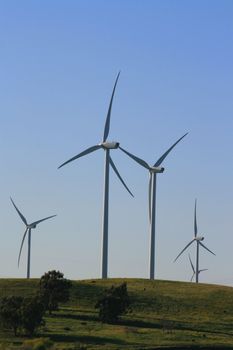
[95, 282, 130, 323]
[0, 296, 23, 336]
[39, 270, 72, 314]
[0, 295, 46, 337]
[20, 296, 45, 336]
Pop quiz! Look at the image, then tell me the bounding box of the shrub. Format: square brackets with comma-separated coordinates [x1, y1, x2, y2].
[39, 270, 72, 314]
[0, 295, 45, 337]
[0, 295, 23, 335]
[95, 282, 130, 323]
[20, 296, 45, 336]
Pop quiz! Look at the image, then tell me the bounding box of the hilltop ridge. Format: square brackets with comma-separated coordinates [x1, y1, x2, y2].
[0, 278, 233, 349]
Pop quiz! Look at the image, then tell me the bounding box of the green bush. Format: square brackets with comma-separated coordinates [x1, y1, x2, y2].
[0, 296, 23, 335]
[95, 282, 130, 323]
[20, 297, 45, 336]
[39, 270, 72, 314]
[0, 295, 45, 337]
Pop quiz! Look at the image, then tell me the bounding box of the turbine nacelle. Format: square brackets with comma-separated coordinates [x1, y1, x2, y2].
[28, 223, 37, 229]
[101, 141, 120, 149]
[150, 166, 165, 174]
[195, 236, 204, 241]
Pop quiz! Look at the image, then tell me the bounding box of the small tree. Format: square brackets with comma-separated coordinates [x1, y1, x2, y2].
[20, 296, 45, 336]
[0, 295, 45, 337]
[95, 282, 130, 323]
[0, 296, 23, 336]
[39, 270, 72, 314]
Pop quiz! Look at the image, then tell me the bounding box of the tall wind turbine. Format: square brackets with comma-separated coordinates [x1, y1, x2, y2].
[188, 254, 207, 282]
[58, 72, 134, 279]
[174, 199, 215, 283]
[119, 133, 188, 279]
[11, 197, 56, 279]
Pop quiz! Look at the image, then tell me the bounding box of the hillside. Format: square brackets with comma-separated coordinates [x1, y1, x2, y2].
[0, 278, 233, 349]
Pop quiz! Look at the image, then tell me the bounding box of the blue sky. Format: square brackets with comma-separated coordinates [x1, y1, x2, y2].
[0, 1, 232, 285]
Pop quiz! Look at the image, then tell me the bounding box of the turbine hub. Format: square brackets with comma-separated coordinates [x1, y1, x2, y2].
[196, 236, 204, 241]
[150, 166, 165, 173]
[101, 141, 120, 149]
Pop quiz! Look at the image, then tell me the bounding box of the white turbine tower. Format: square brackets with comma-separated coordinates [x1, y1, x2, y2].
[188, 254, 207, 282]
[58, 72, 134, 279]
[119, 133, 188, 279]
[11, 197, 56, 279]
[174, 199, 215, 283]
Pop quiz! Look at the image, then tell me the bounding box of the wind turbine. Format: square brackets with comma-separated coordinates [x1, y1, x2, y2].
[11, 197, 56, 279]
[119, 133, 188, 279]
[188, 254, 207, 282]
[58, 72, 134, 279]
[174, 199, 215, 283]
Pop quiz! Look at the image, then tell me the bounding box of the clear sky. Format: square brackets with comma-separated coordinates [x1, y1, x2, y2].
[0, 1, 232, 285]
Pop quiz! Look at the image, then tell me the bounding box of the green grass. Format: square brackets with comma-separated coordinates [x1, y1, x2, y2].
[0, 278, 233, 349]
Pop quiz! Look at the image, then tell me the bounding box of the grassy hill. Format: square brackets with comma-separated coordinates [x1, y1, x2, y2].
[0, 278, 233, 349]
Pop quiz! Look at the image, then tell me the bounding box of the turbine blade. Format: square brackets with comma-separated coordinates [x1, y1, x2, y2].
[109, 156, 134, 197]
[103, 72, 120, 142]
[154, 133, 188, 167]
[174, 239, 195, 262]
[189, 254, 195, 273]
[18, 228, 28, 266]
[200, 269, 208, 272]
[194, 199, 197, 237]
[31, 215, 57, 226]
[199, 242, 216, 256]
[119, 147, 150, 170]
[58, 145, 101, 169]
[191, 272, 195, 282]
[10, 197, 27, 226]
[149, 173, 152, 223]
